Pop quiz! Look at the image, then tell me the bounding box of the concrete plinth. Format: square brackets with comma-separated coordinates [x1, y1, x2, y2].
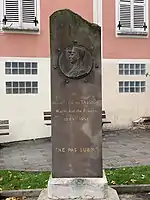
[37, 174, 120, 200]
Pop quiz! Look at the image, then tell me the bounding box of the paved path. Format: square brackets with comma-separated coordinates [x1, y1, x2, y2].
[0, 129, 150, 171]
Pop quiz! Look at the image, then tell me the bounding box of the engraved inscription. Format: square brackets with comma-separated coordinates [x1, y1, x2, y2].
[52, 95, 97, 105]
[58, 44, 93, 79]
[56, 108, 97, 113]
[56, 148, 66, 152]
[52, 95, 99, 122]
[64, 116, 89, 122]
[56, 147, 99, 153]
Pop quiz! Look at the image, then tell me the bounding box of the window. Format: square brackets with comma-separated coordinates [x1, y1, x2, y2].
[119, 81, 146, 93]
[2, 0, 39, 31]
[5, 62, 38, 75]
[6, 81, 38, 94]
[119, 63, 146, 75]
[117, 0, 148, 35]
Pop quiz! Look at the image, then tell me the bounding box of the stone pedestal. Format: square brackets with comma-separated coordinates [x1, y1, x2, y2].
[38, 8, 120, 200]
[38, 173, 120, 200]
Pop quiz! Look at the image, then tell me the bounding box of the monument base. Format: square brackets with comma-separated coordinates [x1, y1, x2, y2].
[37, 174, 120, 200]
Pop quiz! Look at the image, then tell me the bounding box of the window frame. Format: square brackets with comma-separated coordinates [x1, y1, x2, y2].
[118, 63, 146, 75]
[5, 61, 38, 75]
[0, 0, 40, 33]
[119, 81, 146, 93]
[6, 81, 38, 94]
[116, 0, 149, 36]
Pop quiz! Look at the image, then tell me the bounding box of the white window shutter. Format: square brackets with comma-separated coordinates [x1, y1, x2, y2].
[133, 0, 146, 32]
[3, 0, 20, 28]
[22, 0, 38, 28]
[118, 0, 131, 31]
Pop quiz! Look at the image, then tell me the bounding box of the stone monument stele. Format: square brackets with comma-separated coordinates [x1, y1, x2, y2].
[38, 9, 120, 200]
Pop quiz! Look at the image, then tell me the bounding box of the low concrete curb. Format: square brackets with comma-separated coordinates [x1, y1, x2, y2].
[0, 185, 150, 197]
[0, 137, 51, 147]
[112, 184, 150, 194]
[0, 189, 42, 197]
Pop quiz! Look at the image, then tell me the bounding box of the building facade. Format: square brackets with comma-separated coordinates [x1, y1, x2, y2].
[0, 0, 149, 143]
[102, 0, 150, 129]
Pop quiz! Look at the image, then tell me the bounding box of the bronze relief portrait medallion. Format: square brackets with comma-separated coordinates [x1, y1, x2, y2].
[58, 44, 93, 79]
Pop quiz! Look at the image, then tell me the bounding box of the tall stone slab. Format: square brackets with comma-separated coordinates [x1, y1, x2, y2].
[50, 9, 102, 178]
[50, 10, 102, 178]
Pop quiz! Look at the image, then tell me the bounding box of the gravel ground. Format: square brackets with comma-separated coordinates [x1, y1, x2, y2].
[1, 193, 150, 200]
[119, 193, 150, 200]
[24, 193, 150, 200]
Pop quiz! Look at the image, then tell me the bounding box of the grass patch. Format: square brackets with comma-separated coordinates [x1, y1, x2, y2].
[0, 170, 50, 190]
[0, 166, 150, 190]
[106, 165, 150, 185]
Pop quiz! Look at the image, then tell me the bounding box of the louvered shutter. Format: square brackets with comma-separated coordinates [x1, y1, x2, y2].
[4, 0, 20, 27]
[133, 0, 146, 32]
[118, 0, 131, 31]
[22, 0, 37, 28]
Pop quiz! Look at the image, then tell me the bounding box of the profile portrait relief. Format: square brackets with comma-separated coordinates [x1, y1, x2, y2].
[58, 44, 93, 79]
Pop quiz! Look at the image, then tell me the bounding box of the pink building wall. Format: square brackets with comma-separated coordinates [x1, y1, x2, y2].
[1, 0, 150, 59]
[103, 0, 150, 59]
[0, 0, 93, 58]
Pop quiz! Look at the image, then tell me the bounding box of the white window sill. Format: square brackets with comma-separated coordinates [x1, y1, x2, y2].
[2, 26, 39, 33]
[117, 31, 148, 36]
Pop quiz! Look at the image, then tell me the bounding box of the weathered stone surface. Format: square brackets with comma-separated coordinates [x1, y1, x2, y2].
[38, 186, 120, 200]
[48, 173, 108, 199]
[50, 9, 102, 178]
